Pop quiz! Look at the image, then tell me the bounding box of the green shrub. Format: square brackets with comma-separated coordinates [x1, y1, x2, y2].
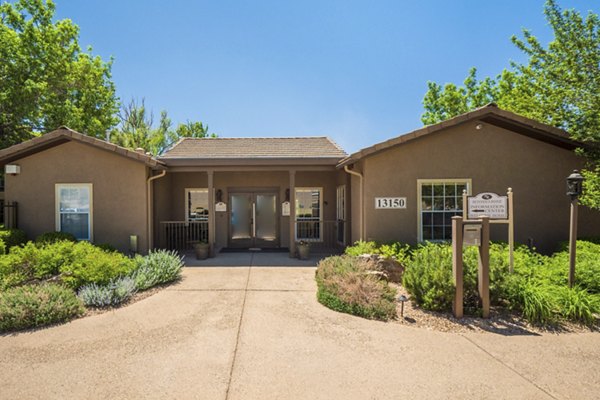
[59, 242, 137, 289]
[95, 243, 119, 253]
[546, 241, 600, 294]
[0, 239, 5, 255]
[402, 243, 455, 311]
[0, 283, 84, 332]
[78, 276, 137, 307]
[316, 256, 397, 321]
[35, 231, 77, 245]
[0, 241, 78, 288]
[344, 241, 379, 256]
[0, 228, 27, 251]
[131, 250, 184, 290]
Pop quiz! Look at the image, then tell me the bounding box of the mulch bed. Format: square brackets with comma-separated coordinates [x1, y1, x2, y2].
[390, 283, 599, 335]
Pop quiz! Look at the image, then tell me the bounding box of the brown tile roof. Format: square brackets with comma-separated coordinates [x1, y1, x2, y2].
[160, 137, 347, 160]
[0, 127, 165, 169]
[337, 104, 585, 168]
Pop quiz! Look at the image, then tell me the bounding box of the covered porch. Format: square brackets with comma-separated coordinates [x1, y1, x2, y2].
[152, 167, 350, 258]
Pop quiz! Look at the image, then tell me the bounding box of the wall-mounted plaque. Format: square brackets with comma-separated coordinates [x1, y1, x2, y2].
[216, 202, 227, 212]
[282, 201, 290, 216]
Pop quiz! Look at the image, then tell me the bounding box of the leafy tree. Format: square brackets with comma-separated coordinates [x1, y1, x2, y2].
[110, 99, 215, 155]
[0, 0, 118, 149]
[420, 0, 600, 208]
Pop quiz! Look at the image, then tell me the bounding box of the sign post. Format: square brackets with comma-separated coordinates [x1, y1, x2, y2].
[463, 188, 514, 272]
[451, 215, 490, 318]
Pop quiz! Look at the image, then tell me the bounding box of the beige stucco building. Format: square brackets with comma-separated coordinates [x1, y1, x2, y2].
[0, 104, 598, 255]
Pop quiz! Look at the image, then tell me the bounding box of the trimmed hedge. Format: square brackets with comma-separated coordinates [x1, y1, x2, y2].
[0, 283, 84, 332]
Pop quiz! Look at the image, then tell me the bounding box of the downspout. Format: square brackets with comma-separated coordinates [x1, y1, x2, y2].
[147, 169, 167, 251]
[343, 165, 364, 241]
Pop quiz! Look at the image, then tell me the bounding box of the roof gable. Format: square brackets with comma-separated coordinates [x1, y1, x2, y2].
[0, 127, 165, 169]
[338, 104, 585, 167]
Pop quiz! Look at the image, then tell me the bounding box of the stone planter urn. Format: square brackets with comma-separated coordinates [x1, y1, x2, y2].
[194, 242, 210, 260]
[297, 241, 310, 260]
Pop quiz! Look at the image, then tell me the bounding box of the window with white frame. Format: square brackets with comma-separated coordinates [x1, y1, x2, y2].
[185, 189, 209, 221]
[418, 180, 470, 241]
[295, 187, 322, 241]
[56, 184, 92, 240]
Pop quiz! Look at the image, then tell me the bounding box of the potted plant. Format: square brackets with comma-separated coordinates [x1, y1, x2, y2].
[194, 241, 210, 260]
[297, 240, 310, 260]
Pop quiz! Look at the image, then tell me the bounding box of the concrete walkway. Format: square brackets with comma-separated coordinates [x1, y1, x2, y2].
[1, 267, 599, 399]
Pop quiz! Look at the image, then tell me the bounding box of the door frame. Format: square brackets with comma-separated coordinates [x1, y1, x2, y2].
[227, 187, 280, 248]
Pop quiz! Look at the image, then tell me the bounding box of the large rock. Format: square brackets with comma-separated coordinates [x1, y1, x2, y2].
[358, 254, 405, 283]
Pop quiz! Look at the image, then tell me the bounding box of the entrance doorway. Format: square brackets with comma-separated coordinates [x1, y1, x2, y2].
[229, 191, 279, 248]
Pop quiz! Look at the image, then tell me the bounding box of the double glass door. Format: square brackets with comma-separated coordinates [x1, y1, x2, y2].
[230, 192, 278, 248]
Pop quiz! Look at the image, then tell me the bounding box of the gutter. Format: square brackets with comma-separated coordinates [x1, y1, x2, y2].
[343, 165, 364, 241]
[146, 170, 167, 251]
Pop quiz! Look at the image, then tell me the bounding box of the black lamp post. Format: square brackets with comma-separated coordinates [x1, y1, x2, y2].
[566, 170, 584, 288]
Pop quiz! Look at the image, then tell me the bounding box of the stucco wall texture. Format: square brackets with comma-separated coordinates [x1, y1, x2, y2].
[5, 141, 149, 253]
[351, 120, 600, 254]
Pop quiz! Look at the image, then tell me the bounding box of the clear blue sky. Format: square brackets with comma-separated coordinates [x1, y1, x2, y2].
[54, 0, 596, 153]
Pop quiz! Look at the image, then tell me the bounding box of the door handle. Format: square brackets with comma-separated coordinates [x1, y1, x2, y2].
[252, 202, 256, 238]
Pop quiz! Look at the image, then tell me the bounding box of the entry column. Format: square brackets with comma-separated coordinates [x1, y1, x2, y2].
[207, 170, 215, 256]
[289, 170, 296, 258]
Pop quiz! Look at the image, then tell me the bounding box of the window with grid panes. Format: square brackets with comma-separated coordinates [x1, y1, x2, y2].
[420, 181, 469, 241]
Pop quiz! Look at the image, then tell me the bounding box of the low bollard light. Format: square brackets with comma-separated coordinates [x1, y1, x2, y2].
[398, 294, 408, 317]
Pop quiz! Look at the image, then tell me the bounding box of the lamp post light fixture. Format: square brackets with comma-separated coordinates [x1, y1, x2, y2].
[398, 294, 408, 318]
[566, 170, 584, 288]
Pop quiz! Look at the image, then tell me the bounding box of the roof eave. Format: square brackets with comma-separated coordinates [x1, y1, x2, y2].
[158, 157, 343, 167]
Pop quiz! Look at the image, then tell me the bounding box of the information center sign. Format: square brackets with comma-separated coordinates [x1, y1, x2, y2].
[467, 192, 508, 220]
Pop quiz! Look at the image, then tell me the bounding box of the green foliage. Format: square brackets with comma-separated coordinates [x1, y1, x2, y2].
[420, 1, 600, 208]
[58, 242, 136, 289]
[398, 240, 599, 325]
[131, 249, 184, 290]
[35, 231, 77, 245]
[344, 241, 379, 256]
[315, 256, 397, 321]
[402, 243, 455, 311]
[95, 243, 119, 253]
[0, 241, 136, 290]
[0, 283, 84, 332]
[78, 276, 137, 307]
[0, 239, 5, 255]
[109, 98, 215, 155]
[345, 240, 411, 265]
[0, 0, 118, 148]
[554, 286, 600, 326]
[0, 227, 27, 250]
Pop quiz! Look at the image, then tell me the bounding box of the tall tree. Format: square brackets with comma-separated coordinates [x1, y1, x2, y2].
[420, 0, 600, 208]
[110, 99, 215, 155]
[0, 0, 118, 149]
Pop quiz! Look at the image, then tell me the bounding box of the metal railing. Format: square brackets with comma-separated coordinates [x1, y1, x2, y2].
[295, 220, 345, 251]
[159, 221, 208, 251]
[1, 201, 18, 229]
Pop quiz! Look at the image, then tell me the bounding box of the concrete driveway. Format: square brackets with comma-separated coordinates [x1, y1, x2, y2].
[1, 265, 599, 400]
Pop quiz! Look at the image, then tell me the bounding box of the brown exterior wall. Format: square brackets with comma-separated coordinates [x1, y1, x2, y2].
[153, 169, 341, 250]
[350, 120, 600, 254]
[5, 141, 149, 253]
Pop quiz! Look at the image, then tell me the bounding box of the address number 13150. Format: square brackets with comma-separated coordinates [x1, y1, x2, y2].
[375, 197, 407, 209]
